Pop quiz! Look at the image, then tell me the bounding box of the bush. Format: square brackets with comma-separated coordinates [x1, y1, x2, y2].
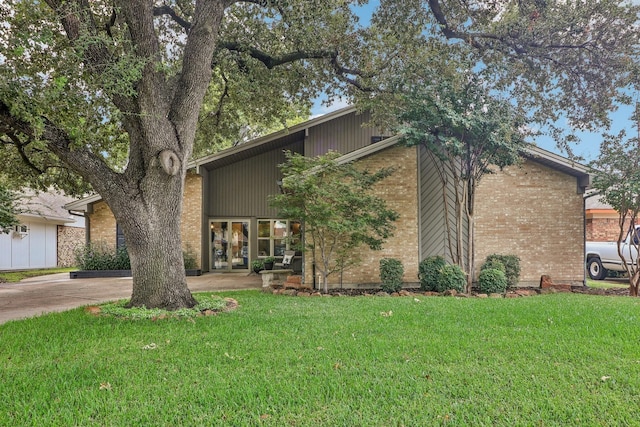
[481, 258, 505, 274]
[74, 242, 131, 271]
[435, 264, 466, 293]
[380, 258, 404, 293]
[478, 268, 508, 294]
[75, 243, 198, 271]
[183, 245, 199, 270]
[418, 256, 446, 291]
[484, 254, 520, 287]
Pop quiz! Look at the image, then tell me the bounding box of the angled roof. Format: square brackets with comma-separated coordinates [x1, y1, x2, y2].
[65, 105, 592, 209]
[17, 189, 79, 224]
[191, 106, 358, 171]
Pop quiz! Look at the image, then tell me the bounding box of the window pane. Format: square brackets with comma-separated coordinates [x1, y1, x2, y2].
[258, 239, 270, 257]
[289, 221, 302, 255]
[274, 220, 287, 238]
[274, 239, 286, 257]
[258, 221, 271, 238]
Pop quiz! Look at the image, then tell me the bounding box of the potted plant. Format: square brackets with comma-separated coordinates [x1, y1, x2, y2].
[263, 256, 276, 270]
[251, 259, 265, 274]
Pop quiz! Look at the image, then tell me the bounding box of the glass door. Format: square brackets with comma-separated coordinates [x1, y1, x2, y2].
[210, 220, 249, 271]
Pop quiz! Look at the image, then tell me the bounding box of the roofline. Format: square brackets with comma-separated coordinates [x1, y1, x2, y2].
[335, 135, 403, 165]
[18, 212, 75, 224]
[64, 194, 102, 212]
[523, 144, 591, 175]
[189, 105, 358, 169]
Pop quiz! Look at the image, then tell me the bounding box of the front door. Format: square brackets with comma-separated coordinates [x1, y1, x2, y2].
[210, 220, 250, 271]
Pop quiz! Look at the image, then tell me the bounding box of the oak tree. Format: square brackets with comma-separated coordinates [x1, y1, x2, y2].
[0, 0, 366, 309]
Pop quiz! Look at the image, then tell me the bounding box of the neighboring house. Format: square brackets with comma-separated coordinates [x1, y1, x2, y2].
[585, 194, 625, 242]
[65, 107, 591, 287]
[0, 190, 85, 270]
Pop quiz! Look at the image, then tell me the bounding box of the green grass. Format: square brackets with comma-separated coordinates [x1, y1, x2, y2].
[586, 278, 629, 289]
[0, 267, 75, 283]
[1, 291, 640, 426]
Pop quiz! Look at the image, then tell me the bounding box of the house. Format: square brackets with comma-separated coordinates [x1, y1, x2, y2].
[585, 194, 624, 241]
[65, 107, 591, 287]
[0, 190, 85, 270]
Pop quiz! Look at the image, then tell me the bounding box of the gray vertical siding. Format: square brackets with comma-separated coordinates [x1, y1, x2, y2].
[207, 141, 304, 218]
[200, 167, 210, 272]
[419, 146, 469, 264]
[304, 110, 385, 156]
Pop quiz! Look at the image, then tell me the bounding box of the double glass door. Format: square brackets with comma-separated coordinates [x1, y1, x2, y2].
[210, 220, 249, 271]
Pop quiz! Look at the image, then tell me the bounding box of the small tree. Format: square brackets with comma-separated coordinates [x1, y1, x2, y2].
[398, 77, 526, 292]
[591, 118, 640, 297]
[0, 185, 19, 234]
[270, 151, 398, 293]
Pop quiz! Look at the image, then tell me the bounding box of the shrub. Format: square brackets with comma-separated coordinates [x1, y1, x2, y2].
[75, 243, 198, 271]
[484, 254, 520, 287]
[183, 245, 199, 270]
[380, 258, 404, 293]
[481, 258, 505, 274]
[418, 256, 446, 291]
[478, 268, 508, 294]
[435, 264, 466, 293]
[74, 242, 131, 271]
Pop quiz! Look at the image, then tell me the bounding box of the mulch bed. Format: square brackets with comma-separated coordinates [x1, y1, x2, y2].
[269, 285, 634, 298]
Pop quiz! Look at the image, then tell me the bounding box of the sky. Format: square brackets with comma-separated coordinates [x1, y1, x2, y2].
[310, 1, 635, 165]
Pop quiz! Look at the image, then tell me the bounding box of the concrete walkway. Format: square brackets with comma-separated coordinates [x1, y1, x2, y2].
[0, 272, 262, 325]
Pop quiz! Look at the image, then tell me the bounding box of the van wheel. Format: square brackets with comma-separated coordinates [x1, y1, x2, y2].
[587, 258, 607, 280]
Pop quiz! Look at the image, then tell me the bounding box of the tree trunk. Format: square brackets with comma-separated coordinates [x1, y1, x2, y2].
[125, 214, 197, 310]
[109, 153, 197, 310]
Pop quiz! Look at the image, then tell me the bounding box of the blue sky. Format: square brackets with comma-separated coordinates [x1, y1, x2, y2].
[310, 1, 634, 164]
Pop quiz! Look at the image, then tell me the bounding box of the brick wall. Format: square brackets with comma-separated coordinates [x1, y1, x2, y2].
[304, 146, 420, 287]
[474, 160, 585, 286]
[181, 172, 202, 267]
[87, 172, 203, 267]
[89, 200, 117, 250]
[586, 216, 626, 242]
[57, 225, 85, 267]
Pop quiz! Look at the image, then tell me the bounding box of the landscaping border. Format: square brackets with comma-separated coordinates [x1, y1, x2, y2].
[70, 269, 202, 279]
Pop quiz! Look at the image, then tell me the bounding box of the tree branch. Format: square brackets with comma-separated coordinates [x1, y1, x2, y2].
[0, 99, 121, 196]
[427, 0, 596, 55]
[219, 41, 337, 69]
[153, 5, 192, 32]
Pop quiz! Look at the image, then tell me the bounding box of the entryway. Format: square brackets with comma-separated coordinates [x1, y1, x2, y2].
[210, 220, 250, 271]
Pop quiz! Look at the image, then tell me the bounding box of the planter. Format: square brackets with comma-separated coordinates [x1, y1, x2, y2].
[70, 269, 202, 279]
[263, 262, 274, 270]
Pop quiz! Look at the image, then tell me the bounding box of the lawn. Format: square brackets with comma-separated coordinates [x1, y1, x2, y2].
[0, 267, 75, 283]
[1, 291, 639, 426]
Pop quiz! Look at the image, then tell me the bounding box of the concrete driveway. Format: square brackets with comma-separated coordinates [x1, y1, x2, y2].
[0, 272, 262, 325]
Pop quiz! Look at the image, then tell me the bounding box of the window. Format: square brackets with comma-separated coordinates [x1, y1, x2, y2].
[12, 224, 28, 238]
[14, 224, 28, 234]
[116, 224, 126, 249]
[257, 219, 301, 257]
